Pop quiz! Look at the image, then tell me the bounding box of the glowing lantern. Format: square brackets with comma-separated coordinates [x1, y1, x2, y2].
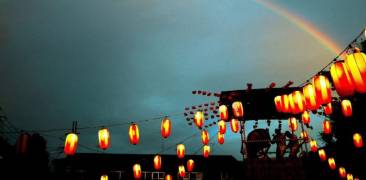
[217, 132, 225, 144]
[232, 101, 244, 118]
[219, 105, 229, 121]
[274, 96, 282, 112]
[291, 91, 305, 114]
[194, 111, 204, 128]
[313, 75, 332, 105]
[201, 130, 210, 145]
[161, 117, 172, 138]
[328, 157, 336, 170]
[98, 128, 110, 150]
[339, 167, 347, 178]
[16, 133, 30, 155]
[347, 174, 354, 180]
[288, 117, 298, 132]
[153, 155, 162, 171]
[281, 94, 290, 113]
[230, 119, 240, 133]
[101, 175, 108, 180]
[178, 165, 186, 178]
[353, 133, 363, 148]
[310, 140, 318, 152]
[133, 164, 142, 179]
[303, 84, 320, 111]
[323, 120, 332, 134]
[177, 144, 185, 159]
[330, 61, 355, 97]
[129, 123, 140, 145]
[218, 120, 226, 134]
[64, 133, 78, 155]
[203, 145, 210, 158]
[301, 111, 310, 125]
[301, 131, 309, 142]
[288, 93, 296, 114]
[341, 100, 352, 117]
[165, 174, 172, 180]
[318, 149, 327, 161]
[345, 49, 366, 93]
[187, 159, 194, 172]
[324, 103, 333, 115]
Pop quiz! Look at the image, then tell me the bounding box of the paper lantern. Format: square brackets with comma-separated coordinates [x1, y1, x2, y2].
[339, 167, 347, 178]
[230, 119, 240, 133]
[219, 105, 229, 121]
[318, 149, 327, 161]
[232, 101, 244, 118]
[291, 91, 305, 114]
[303, 84, 320, 111]
[203, 145, 210, 158]
[201, 130, 210, 145]
[310, 140, 318, 152]
[353, 133, 363, 148]
[324, 103, 333, 115]
[98, 128, 110, 150]
[328, 157, 336, 170]
[187, 159, 194, 172]
[281, 94, 290, 113]
[330, 61, 355, 97]
[347, 174, 354, 180]
[165, 174, 172, 180]
[341, 100, 352, 117]
[133, 164, 142, 179]
[177, 144, 185, 159]
[16, 133, 30, 155]
[218, 120, 226, 134]
[101, 175, 108, 180]
[288, 117, 298, 132]
[345, 49, 366, 93]
[313, 75, 332, 105]
[194, 111, 204, 128]
[161, 117, 172, 138]
[217, 132, 225, 144]
[323, 120, 332, 135]
[274, 96, 282, 112]
[129, 123, 140, 145]
[153, 155, 162, 171]
[178, 165, 186, 178]
[301, 131, 309, 142]
[64, 133, 78, 155]
[301, 111, 310, 125]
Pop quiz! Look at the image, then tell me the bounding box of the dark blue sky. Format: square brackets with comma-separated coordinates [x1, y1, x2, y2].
[1, 0, 366, 160]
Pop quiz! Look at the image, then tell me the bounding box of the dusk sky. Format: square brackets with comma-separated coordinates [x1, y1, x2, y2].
[1, 0, 366, 160]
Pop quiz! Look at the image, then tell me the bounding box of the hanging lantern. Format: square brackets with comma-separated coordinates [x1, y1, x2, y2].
[318, 149, 327, 161]
[301, 131, 309, 142]
[288, 117, 298, 132]
[330, 61, 355, 97]
[101, 175, 108, 180]
[347, 174, 354, 180]
[177, 144, 185, 159]
[281, 94, 290, 113]
[219, 105, 229, 121]
[201, 130, 210, 145]
[133, 164, 142, 179]
[345, 49, 366, 93]
[291, 91, 305, 114]
[288, 93, 296, 114]
[203, 145, 210, 158]
[165, 174, 172, 180]
[339, 167, 347, 178]
[328, 157, 336, 170]
[230, 119, 240, 133]
[16, 133, 30, 155]
[64, 133, 78, 155]
[341, 100, 352, 117]
[303, 84, 320, 111]
[324, 103, 333, 115]
[153, 155, 162, 171]
[232, 101, 244, 118]
[274, 96, 283, 112]
[187, 159, 194, 172]
[178, 165, 186, 178]
[129, 123, 140, 145]
[353, 133, 363, 148]
[217, 132, 225, 144]
[194, 111, 204, 128]
[301, 111, 310, 125]
[313, 75, 332, 105]
[323, 120, 332, 135]
[98, 128, 110, 150]
[218, 120, 226, 134]
[310, 140, 318, 152]
[161, 117, 172, 139]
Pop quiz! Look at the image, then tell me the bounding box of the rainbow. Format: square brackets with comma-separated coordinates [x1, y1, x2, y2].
[255, 0, 343, 55]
